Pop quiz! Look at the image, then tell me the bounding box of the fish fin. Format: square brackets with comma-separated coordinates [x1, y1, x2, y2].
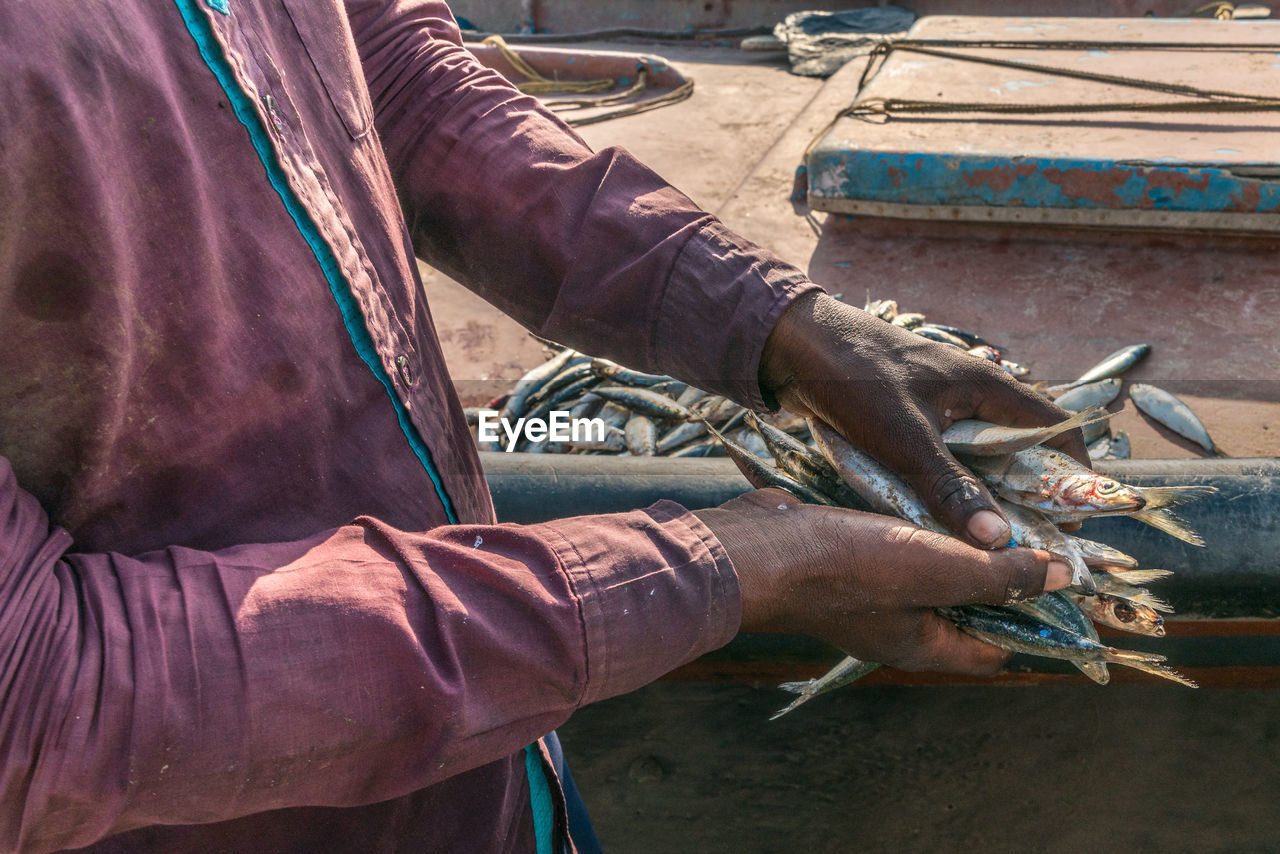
[1114, 659, 1199, 688]
[1129, 592, 1175, 614]
[1137, 485, 1218, 511]
[778, 680, 812, 695]
[1108, 569, 1175, 584]
[1132, 507, 1206, 547]
[770, 695, 811, 721]
[1074, 661, 1110, 685]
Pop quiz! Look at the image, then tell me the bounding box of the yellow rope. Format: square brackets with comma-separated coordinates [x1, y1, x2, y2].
[562, 78, 695, 127]
[479, 35, 695, 126]
[546, 71, 648, 109]
[482, 35, 615, 94]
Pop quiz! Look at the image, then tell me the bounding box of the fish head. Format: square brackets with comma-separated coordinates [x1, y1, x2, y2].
[1083, 476, 1146, 513]
[1102, 595, 1166, 637]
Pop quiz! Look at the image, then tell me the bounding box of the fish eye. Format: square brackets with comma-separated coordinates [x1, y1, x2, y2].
[1097, 480, 1121, 495]
[1114, 601, 1136, 622]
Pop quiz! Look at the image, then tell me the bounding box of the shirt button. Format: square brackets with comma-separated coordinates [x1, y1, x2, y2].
[396, 355, 415, 387]
[261, 94, 285, 135]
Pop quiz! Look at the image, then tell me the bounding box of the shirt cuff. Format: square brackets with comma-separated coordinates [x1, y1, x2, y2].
[540, 500, 740, 706]
[653, 220, 823, 412]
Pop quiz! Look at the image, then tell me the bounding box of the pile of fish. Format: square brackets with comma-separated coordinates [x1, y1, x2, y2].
[471, 297, 1224, 462]
[471, 298, 1221, 710]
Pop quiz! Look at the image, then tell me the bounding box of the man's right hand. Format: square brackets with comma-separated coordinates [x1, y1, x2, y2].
[694, 489, 1073, 674]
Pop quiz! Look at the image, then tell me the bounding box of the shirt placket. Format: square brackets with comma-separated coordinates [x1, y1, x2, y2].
[194, 1, 458, 522]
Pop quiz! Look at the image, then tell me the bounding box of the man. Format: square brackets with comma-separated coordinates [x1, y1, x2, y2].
[0, 1, 1081, 851]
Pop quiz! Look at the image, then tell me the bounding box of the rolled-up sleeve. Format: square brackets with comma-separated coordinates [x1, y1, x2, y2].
[0, 457, 739, 852]
[346, 0, 821, 409]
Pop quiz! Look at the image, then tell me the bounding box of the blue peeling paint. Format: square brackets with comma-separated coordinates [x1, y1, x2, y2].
[807, 148, 1280, 213]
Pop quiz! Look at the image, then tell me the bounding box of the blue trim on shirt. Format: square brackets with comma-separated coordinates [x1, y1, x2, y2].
[524, 743, 556, 854]
[172, 0, 459, 523]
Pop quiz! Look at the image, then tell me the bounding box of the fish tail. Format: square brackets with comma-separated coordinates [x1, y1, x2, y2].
[1112, 657, 1199, 688]
[1133, 507, 1206, 547]
[770, 684, 820, 721]
[1104, 647, 1168, 667]
[1062, 405, 1113, 431]
[1137, 485, 1218, 511]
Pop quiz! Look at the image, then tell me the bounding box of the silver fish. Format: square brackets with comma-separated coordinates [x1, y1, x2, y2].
[891, 312, 926, 329]
[588, 358, 672, 387]
[943, 605, 1195, 687]
[1054, 378, 1122, 412]
[655, 419, 709, 454]
[1051, 343, 1151, 392]
[926, 322, 1003, 350]
[1129, 383, 1222, 456]
[624, 414, 658, 456]
[943, 407, 1108, 456]
[771, 656, 880, 720]
[912, 325, 969, 348]
[809, 419, 946, 532]
[592, 386, 695, 422]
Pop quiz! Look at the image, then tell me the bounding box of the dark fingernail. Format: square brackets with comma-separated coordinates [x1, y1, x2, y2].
[1046, 561, 1072, 591]
[967, 510, 1010, 548]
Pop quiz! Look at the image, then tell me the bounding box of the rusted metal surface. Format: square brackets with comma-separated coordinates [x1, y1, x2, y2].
[807, 16, 1280, 230]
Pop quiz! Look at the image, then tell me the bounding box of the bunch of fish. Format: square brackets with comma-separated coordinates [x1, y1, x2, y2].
[473, 299, 1219, 712]
[467, 347, 814, 457]
[864, 297, 1224, 460]
[753, 409, 1211, 718]
[474, 297, 1223, 462]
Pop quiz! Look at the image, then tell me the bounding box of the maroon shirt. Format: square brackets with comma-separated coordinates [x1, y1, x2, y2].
[0, 1, 817, 851]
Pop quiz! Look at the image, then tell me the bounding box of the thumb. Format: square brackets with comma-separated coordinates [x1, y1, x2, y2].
[888, 527, 1074, 606]
[938, 545, 1074, 606]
